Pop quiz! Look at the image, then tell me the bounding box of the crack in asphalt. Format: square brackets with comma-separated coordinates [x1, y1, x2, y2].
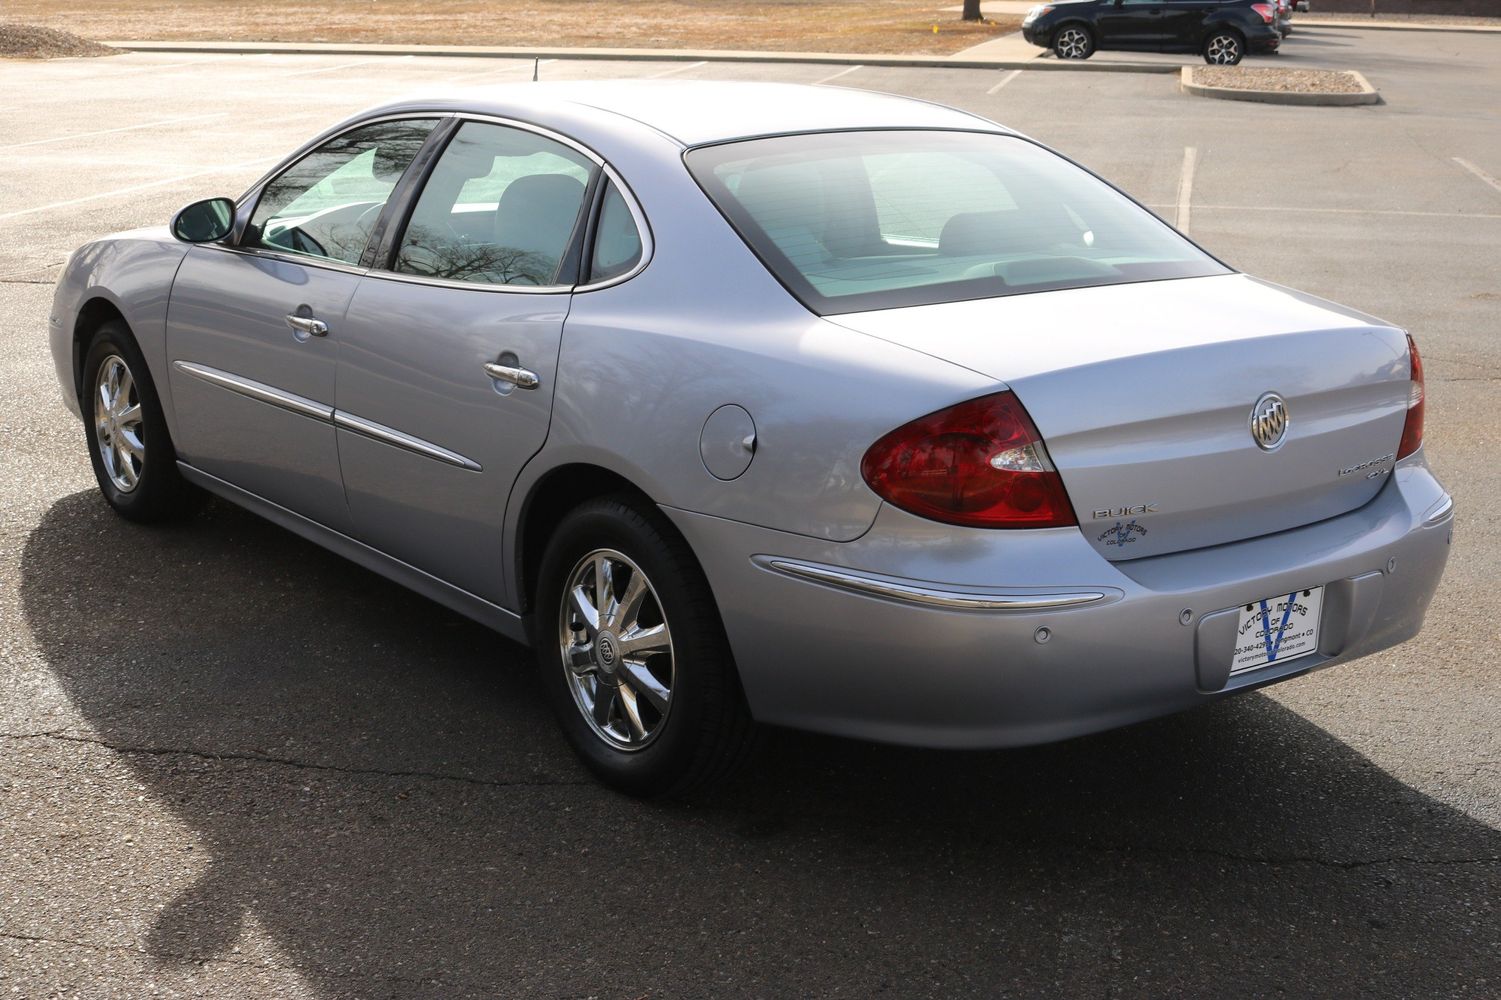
[0, 929, 503, 991]
[0, 928, 281, 973]
[0, 730, 590, 789]
[4, 732, 1498, 873]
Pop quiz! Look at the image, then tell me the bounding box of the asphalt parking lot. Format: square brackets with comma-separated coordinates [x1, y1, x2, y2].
[2, 27, 1499, 998]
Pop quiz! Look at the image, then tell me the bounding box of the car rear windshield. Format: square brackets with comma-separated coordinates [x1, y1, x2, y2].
[685, 130, 1229, 315]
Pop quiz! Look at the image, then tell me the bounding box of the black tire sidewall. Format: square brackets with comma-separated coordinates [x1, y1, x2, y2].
[534, 498, 734, 796]
[81, 322, 185, 521]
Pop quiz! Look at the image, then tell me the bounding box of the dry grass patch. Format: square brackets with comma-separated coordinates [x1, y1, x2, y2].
[1, 1, 1023, 55]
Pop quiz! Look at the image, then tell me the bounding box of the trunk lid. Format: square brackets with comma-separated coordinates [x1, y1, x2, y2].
[831, 274, 1412, 560]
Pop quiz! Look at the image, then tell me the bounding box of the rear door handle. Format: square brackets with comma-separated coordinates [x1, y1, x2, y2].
[286, 314, 329, 337]
[483, 362, 540, 389]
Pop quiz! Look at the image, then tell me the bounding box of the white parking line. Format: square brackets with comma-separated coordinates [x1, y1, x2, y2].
[1453, 157, 1501, 197]
[1192, 204, 1501, 220]
[646, 60, 707, 79]
[278, 55, 414, 78]
[0, 158, 277, 223]
[0, 113, 229, 151]
[1176, 146, 1198, 234]
[986, 70, 1022, 95]
[813, 65, 863, 87]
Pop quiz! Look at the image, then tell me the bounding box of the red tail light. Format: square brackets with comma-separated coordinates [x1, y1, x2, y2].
[861, 391, 1076, 529]
[1251, 2, 1275, 21]
[1397, 333, 1425, 459]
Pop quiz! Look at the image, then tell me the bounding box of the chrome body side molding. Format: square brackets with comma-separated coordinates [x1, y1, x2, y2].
[173, 360, 482, 471]
[333, 411, 483, 472]
[172, 360, 332, 423]
[756, 556, 1112, 612]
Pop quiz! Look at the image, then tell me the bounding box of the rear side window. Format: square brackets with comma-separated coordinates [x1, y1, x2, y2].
[686, 130, 1228, 315]
[588, 181, 643, 283]
[394, 121, 595, 287]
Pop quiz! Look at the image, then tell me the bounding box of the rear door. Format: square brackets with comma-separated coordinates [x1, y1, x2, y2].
[1094, 0, 1167, 49]
[333, 119, 601, 605]
[165, 118, 439, 533]
[1158, 0, 1218, 50]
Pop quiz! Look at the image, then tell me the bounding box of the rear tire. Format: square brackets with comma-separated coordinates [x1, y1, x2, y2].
[1052, 25, 1094, 60]
[535, 495, 754, 797]
[1204, 29, 1244, 65]
[81, 321, 200, 522]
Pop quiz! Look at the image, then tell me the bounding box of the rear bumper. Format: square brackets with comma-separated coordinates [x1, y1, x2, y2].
[1247, 25, 1282, 52]
[665, 456, 1452, 748]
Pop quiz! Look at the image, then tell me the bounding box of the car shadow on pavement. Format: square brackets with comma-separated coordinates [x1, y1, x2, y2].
[20, 490, 1500, 998]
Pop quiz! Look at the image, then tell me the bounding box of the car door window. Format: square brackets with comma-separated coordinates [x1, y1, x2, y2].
[394, 121, 595, 287]
[245, 118, 438, 266]
[588, 181, 644, 283]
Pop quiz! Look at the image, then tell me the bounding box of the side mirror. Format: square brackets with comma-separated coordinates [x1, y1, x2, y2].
[171, 197, 236, 243]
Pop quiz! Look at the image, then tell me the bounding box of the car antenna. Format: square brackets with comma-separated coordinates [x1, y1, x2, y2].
[533, 58, 539, 82]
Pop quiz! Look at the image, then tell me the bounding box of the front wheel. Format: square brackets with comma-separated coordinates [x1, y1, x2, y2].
[1052, 25, 1094, 60]
[535, 496, 754, 797]
[1204, 30, 1244, 65]
[81, 322, 199, 522]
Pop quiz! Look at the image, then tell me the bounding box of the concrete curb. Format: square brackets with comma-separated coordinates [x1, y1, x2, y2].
[1299, 19, 1501, 34]
[1179, 66, 1380, 106]
[100, 39, 1180, 73]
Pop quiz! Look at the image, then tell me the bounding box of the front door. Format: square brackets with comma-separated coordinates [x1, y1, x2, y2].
[165, 117, 439, 533]
[334, 119, 597, 605]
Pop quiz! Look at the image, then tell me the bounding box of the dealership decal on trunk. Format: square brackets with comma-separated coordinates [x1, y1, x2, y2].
[1097, 520, 1148, 547]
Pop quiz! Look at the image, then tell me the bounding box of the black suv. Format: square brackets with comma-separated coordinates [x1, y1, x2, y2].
[1021, 0, 1281, 64]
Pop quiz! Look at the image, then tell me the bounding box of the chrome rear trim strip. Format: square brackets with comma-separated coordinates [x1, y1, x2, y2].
[172, 360, 332, 422]
[1422, 494, 1454, 526]
[334, 411, 482, 472]
[759, 557, 1109, 612]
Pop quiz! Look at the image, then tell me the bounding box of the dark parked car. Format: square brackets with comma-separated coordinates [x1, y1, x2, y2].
[1022, 0, 1282, 64]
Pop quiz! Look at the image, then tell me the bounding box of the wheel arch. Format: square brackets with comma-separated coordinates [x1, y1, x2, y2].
[72, 296, 130, 401]
[512, 461, 668, 621]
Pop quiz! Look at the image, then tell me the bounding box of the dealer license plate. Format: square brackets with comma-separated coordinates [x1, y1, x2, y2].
[1230, 586, 1324, 674]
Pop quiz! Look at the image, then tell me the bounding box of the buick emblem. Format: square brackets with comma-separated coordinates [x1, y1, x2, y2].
[1249, 392, 1289, 451]
[597, 633, 617, 666]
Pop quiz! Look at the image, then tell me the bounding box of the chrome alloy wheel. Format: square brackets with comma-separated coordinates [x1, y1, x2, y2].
[1055, 27, 1090, 59]
[1206, 34, 1241, 64]
[558, 548, 675, 751]
[93, 354, 144, 493]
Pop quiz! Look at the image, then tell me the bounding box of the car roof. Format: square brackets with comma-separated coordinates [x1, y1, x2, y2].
[363, 80, 1006, 147]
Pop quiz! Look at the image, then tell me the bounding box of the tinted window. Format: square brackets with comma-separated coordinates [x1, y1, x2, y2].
[246, 118, 437, 265]
[589, 181, 644, 283]
[685, 130, 1228, 315]
[394, 122, 594, 287]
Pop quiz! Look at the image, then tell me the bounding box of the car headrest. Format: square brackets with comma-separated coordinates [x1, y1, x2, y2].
[493, 174, 587, 280]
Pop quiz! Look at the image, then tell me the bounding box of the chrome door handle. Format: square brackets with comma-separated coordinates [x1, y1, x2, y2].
[286, 314, 329, 337]
[483, 362, 540, 389]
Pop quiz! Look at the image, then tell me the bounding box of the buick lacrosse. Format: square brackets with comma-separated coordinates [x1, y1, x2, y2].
[49, 81, 1453, 794]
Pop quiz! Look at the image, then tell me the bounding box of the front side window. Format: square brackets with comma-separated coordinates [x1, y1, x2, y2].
[685, 130, 1228, 315]
[394, 122, 595, 287]
[246, 118, 438, 266]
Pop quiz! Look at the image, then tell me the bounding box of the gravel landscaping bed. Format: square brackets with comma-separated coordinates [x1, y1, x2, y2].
[1194, 66, 1367, 93]
[0, 21, 115, 58]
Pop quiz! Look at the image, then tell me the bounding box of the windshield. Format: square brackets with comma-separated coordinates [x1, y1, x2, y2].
[685, 130, 1228, 315]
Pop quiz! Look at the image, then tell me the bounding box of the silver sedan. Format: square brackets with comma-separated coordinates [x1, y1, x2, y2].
[48, 81, 1453, 795]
